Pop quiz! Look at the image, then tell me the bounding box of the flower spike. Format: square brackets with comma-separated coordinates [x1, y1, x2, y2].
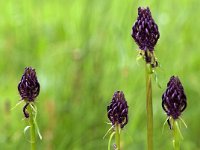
[162, 76, 187, 120]
[132, 7, 160, 68]
[18, 67, 40, 102]
[107, 91, 129, 128]
[132, 7, 160, 51]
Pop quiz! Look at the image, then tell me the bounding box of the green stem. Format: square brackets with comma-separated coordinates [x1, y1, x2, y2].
[173, 120, 180, 150]
[145, 63, 153, 150]
[108, 131, 115, 150]
[115, 124, 121, 150]
[28, 104, 36, 150]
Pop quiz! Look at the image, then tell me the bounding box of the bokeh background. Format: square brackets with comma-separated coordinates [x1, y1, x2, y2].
[0, 0, 200, 149]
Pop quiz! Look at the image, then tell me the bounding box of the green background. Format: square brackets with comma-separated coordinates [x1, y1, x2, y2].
[0, 0, 199, 149]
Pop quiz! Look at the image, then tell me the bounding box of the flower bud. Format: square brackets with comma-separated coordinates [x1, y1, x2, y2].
[162, 76, 187, 119]
[107, 91, 128, 128]
[18, 67, 40, 102]
[132, 7, 160, 51]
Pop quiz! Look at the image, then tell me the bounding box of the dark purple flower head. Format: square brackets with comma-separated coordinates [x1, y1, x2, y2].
[132, 7, 160, 51]
[107, 91, 128, 128]
[162, 76, 187, 120]
[18, 67, 40, 102]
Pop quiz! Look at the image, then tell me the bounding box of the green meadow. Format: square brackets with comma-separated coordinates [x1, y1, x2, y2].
[0, 0, 200, 149]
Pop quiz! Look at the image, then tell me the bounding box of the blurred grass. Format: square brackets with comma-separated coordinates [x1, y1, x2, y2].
[0, 0, 200, 149]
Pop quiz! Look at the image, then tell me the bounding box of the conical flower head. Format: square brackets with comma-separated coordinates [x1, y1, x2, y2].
[162, 76, 187, 119]
[132, 7, 160, 51]
[18, 67, 40, 102]
[107, 91, 128, 128]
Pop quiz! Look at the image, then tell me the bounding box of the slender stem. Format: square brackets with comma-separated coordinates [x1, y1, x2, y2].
[28, 104, 36, 150]
[173, 120, 180, 150]
[145, 63, 153, 150]
[108, 131, 115, 150]
[115, 124, 121, 150]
